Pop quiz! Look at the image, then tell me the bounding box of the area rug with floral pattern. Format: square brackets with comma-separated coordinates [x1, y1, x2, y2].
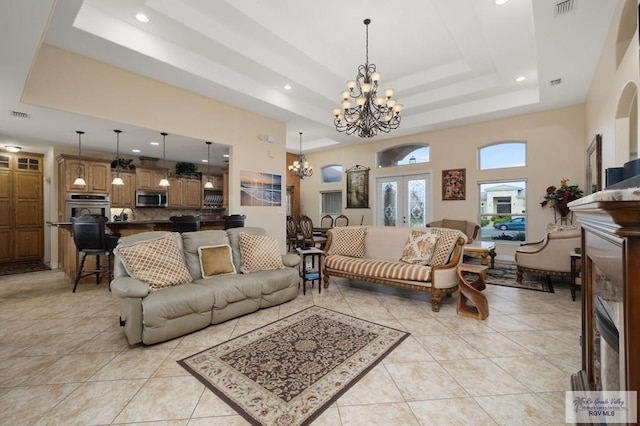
[178, 306, 409, 426]
[465, 257, 557, 292]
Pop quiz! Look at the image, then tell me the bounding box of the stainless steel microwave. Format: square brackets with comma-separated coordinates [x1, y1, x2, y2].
[136, 191, 168, 208]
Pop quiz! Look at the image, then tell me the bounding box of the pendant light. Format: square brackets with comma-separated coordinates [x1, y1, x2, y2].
[158, 132, 170, 187]
[288, 132, 313, 179]
[73, 130, 86, 186]
[204, 141, 214, 189]
[112, 129, 124, 185]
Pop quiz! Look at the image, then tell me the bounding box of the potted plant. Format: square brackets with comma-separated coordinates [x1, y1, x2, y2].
[540, 178, 583, 218]
[111, 158, 135, 170]
[175, 162, 200, 177]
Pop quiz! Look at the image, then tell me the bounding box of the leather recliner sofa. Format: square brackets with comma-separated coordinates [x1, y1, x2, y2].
[111, 227, 300, 345]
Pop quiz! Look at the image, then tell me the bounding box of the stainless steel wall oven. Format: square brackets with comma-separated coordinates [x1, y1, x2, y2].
[65, 193, 111, 220]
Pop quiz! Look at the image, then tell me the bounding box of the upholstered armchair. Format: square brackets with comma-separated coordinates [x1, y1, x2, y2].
[515, 227, 581, 288]
[428, 219, 480, 243]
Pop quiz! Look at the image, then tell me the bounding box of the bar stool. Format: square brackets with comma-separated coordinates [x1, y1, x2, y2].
[71, 216, 118, 292]
[170, 215, 201, 233]
[224, 214, 246, 230]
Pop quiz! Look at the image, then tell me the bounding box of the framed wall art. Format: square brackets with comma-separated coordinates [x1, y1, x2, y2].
[240, 170, 282, 207]
[586, 134, 602, 195]
[345, 165, 370, 208]
[442, 168, 466, 200]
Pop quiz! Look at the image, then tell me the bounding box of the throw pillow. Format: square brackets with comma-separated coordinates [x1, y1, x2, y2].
[198, 244, 236, 278]
[442, 219, 469, 240]
[239, 233, 284, 273]
[429, 228, 464, 266]
[327, 227, 367, 258]
[115, 234, 192, 291]
[400, 230, 439, 265]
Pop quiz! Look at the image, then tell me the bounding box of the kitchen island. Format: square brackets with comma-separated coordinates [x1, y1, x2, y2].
[49, 218, 226, 286]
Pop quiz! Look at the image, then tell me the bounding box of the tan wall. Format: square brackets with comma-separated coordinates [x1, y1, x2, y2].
[23, 44, 288, 252]
[22, 1, 639, 264]
[302, 105, 586, 257]
[585, 0, 639, 170]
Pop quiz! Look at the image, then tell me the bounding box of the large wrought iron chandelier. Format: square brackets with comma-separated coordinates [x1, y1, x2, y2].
[332, 18, 403, 138]
[288, 132, 313, 179]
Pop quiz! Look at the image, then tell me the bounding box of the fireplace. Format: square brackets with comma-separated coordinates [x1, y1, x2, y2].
[569, 194, 639, 394]
[595, 295, 620, 391]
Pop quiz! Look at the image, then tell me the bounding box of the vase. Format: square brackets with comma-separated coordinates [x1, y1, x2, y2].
[554, 201, 571, 224]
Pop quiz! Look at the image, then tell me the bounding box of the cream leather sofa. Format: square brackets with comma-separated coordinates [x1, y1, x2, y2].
[323, 226, 466, 311]
[111, 227, 300, 345]
[515, 227, 581, 287]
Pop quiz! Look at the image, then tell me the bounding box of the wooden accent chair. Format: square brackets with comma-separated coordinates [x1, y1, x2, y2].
[515, 227, 581, 291]
[428, 219, 480, 243]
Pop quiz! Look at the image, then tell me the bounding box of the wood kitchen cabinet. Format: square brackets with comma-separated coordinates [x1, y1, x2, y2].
[136, 168, 166, 191]
[168, 176, 201, 208]
[111, 171, 136, 208]
[58, 155, 111, 194]
[0, 152, 43, 263]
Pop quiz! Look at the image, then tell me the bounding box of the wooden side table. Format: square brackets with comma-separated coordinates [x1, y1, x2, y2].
[456, 263, 489, 320]
[296, 247, 324, 295]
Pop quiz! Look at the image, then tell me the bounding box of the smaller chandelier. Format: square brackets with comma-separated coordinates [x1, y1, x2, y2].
[332, 18, 403, 138]
[288, 132, 313, 179]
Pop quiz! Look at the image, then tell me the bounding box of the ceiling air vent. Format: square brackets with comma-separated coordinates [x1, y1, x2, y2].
[554, 0, 575, 16]
[9, 110, 30, 119]
[550, 78, 562, 86]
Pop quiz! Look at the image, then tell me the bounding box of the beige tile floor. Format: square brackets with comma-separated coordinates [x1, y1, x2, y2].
[0, 268, 581, 425]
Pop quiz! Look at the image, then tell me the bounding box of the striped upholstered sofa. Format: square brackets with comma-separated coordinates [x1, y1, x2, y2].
[322, 226, 466, 311]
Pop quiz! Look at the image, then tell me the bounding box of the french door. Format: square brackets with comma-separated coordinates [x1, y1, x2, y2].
[376, 173, 431, 227]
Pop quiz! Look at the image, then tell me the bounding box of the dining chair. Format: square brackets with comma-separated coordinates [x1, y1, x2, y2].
[320, 214, 334, 228]
[170, 215, 201, 233]
[71, 216, 119, 292]
[286, 215, 303, 252]
[300, 215, 327, 249]
[335, 214, 349, 227]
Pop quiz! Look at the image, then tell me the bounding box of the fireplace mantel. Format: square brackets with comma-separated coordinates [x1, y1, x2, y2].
[569, 190, 640, 393]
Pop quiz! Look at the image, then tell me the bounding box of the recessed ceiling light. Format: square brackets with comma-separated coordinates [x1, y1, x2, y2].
[201, 159, 208, 163]
[284, 84, 292, 90]
[150, 141, 159, 146]
[515, 76, 526, 82]
[135, 13, 149, 23]
[495, 0, 509, 4]
[4, 145, 22, 152]
[132, 149, 141, 153]
[223, 154, 230, 158]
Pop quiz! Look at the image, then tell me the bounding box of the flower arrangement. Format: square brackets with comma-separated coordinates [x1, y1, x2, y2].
[540, 178, 583, 208]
